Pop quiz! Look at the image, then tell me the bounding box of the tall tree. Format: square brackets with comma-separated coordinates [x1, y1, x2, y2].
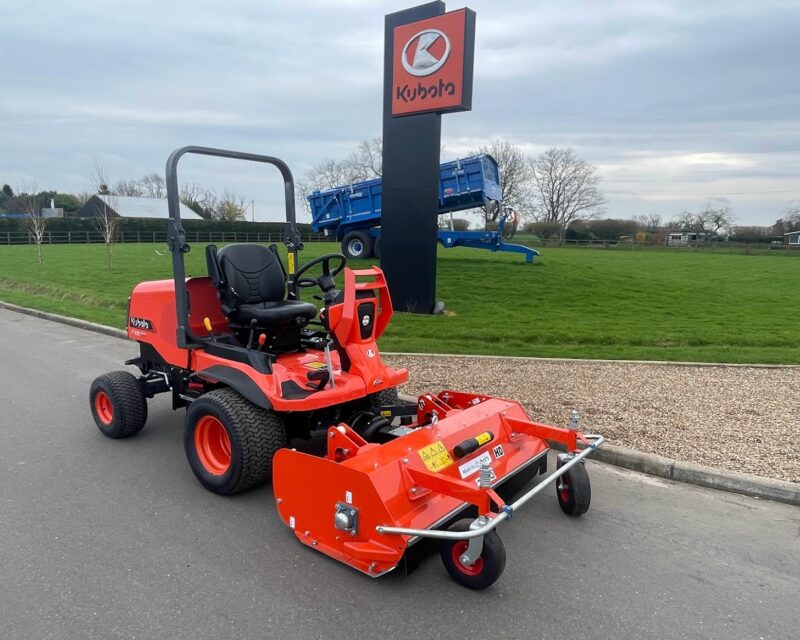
[95, 195, 120, 271]
[214, 190, 248, 222]
[91, 163, 111, 195]
[180, 182, 215, 220]
[529, 148, 605, 240]
[140, 173, 166, 198]
[475, 140, 531, 214]
[20, 181, 46, 264]
[113, 179, 144, 197]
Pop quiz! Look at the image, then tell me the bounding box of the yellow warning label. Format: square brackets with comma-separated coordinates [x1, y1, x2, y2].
[288, 252, 296, 274]
[418, 440, 454, 472]
[475, 432, 492, 446]
[304, 361, 327, 370]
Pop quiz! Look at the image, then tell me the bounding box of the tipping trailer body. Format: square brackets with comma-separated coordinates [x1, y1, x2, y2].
[307, 154, 539, 263]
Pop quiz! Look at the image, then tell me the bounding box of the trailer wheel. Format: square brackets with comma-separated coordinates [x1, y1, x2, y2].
[184, 388, 286, 495]
[89, 371, 148, 439]
[342, 231, 373, 260]
[372, 236, 381, 259]
[556, 459, 591, 516]
[440, 519, 506, 590]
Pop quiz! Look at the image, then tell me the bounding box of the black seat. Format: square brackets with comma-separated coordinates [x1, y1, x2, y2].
[213, 244, 317, 328]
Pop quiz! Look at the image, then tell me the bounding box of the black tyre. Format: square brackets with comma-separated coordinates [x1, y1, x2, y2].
[90, 371, 147, 439]
[440, 519, 506, 590]
[372, 236, 381, 259]
[367, 386, 398, 412]
[184, 388, 286, 495]
[556, 459, 591, 516]
[341, 231, 373, 260]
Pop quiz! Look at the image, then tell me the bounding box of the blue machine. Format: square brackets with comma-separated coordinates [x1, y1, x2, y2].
[307, 154, 539, 263]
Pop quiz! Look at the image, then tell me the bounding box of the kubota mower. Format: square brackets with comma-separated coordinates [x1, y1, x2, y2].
[89, 146, 603, 589]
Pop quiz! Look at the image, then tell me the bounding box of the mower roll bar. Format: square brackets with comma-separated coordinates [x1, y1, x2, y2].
[165, 145, 303, 348]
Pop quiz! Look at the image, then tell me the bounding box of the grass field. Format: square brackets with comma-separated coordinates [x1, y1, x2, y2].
[1, 242, 798, 363]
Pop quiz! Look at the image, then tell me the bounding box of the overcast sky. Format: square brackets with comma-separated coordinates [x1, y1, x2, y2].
[2, 0, 798, 225]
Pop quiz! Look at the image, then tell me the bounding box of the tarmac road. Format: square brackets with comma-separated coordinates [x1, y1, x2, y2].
[0, 307, 798, 640]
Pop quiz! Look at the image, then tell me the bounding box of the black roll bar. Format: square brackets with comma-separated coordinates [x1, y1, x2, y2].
[165, 145, 303, 348]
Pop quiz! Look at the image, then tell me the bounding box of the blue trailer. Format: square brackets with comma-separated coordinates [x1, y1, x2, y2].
[307, 154, 539, 263]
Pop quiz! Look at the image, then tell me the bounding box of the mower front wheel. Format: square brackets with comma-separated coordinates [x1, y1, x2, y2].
[439, 519, 506, 590]
[184, 388, 286, 495]
[89, 371, 148, 439]
[556, 459, 591, 516]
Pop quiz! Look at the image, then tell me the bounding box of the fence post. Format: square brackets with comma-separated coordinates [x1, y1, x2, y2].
[6, 232, 10, 245]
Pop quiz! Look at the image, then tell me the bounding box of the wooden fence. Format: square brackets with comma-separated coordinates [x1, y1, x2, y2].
[1, 230, 336, 246]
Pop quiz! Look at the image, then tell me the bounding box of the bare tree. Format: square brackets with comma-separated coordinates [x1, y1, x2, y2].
[180, 182, 216, 220]
[95, 195, 120, 271]
[20, 181, 46, 264]
[475, 140, 532, 214]
[350, 137, 383, 178]
[91, 163, 111, 195]
[634, 213, 663, 233]
[214, 190, 248, 222]
[529, 148, 606, 240]
[297, 139, 384, 214]
[140, 173, 166, 198]
[698, 202, 734, 237]
[676, 201, 735, 238]
[774, 201, 800, 233]
[113, 179, 144, 197]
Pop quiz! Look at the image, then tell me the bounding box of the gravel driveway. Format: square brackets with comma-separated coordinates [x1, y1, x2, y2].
[386, 355, 800, 483]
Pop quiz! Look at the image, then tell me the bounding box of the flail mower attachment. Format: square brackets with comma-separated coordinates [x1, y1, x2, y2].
[273, 391, 603, 590]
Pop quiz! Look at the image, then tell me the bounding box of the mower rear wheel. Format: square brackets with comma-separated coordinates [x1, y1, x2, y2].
[184, 388, 286, 495]
[439, 519, 506, 590]
[556, 459, 591, 516]
[89, 371, 148, 439]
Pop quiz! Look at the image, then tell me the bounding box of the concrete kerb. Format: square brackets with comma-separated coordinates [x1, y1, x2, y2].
[2, 299, 798, 507]
[0, 301, 127, 340]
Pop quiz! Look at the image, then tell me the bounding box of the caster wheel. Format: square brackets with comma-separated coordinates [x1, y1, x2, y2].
[556, 459, 591, 516]
[439, 519, 506, 590]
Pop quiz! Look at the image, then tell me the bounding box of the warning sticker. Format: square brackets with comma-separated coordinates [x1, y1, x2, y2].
[304, 361, 327, 370]
[417, 440, 454, 472]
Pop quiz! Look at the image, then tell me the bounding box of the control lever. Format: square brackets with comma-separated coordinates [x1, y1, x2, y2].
[203, 317, 216, 343]
[246, 319, 257, 349]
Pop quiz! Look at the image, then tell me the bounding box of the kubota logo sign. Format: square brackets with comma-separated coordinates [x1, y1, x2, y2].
[391, 8, 474, 116]
[401, 29, 451, 76]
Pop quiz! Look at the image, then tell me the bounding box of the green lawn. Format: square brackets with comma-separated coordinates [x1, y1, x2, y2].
[1, 242, 798, 363]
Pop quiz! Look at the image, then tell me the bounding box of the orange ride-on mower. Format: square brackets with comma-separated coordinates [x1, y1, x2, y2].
[89, 146, 603, 589]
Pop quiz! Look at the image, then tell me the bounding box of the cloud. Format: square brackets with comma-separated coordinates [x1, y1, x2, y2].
[1, 0, 798, 224]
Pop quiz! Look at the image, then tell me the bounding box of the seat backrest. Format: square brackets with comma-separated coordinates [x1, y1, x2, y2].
[216, 244, 285, 306]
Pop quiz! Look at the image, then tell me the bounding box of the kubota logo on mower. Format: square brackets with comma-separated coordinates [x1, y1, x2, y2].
[391, 9, 473, 116]
[129, 316, 154, 332]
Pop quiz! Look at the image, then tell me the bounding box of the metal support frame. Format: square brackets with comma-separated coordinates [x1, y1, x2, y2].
[376, 435, 604, 540]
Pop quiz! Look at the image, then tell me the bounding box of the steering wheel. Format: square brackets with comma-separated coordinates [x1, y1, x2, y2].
[292, 253, 347, 292]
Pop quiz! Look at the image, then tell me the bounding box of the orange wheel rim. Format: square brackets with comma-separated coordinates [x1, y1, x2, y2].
[195, 415, 232, 475]
[95, 391, 114, 425]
